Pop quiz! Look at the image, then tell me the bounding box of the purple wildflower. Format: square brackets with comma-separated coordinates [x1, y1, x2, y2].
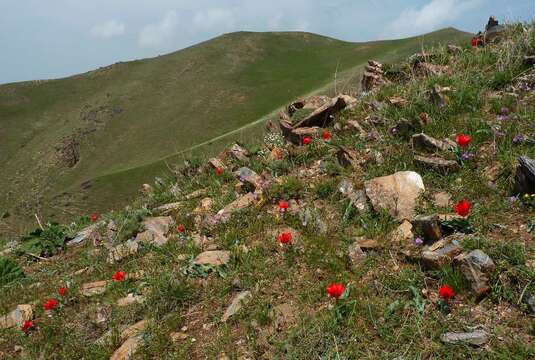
[497, 115, 510, 122]
[493, 129, 506, 138]
[513, 134, 525, 144]
[415, 237, 424, 246]
[500, 107, 510, 116]
[389, 127, 398, 135]
[510, 196, 518, 203]
[462, 151, 475, 160]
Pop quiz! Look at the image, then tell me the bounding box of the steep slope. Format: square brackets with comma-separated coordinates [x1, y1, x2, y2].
[0, 28, 471, 235]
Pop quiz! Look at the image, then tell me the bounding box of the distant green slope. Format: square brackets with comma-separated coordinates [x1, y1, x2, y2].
[0, 28, 471, 236]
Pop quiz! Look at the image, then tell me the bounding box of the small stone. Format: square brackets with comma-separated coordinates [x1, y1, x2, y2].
[152, 202, 182, 215]
[458, 250, 495, 297]
[141, 184, 153, 194]
[170, 332, 189, 343]
[107, 240, 139, 264]
[117, 293, 145, 307]
[237, 167, 263, 189]
[440, 330, 489, 346]
[412, 133, 456, 152]
[194, 250, 231, 266]
[81, 280, 108, 297]
[412, 214, 442, 243]
[229, 144, 249, 162]
[0, 304, 33, 329]
[391, 220, 414, 244]
[420, 237, 462, 270]
[414, 155, 460, 173]
[222, 291, 252, 322]
[67, 224, 101, 247]
[348, 243, 366, 269]
[433, 192, 452, 207]
[120, 320, 149, 341]
[208, 158, 226, 170]
[365, 171, 425, 220]
[356, 238, 380, 250]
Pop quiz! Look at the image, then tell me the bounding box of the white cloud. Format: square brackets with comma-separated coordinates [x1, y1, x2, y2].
[138, 10, 179, 48]
[90, 20, 125, 38]
[382, 0, 481, 39]
[192, 8, 235, 31]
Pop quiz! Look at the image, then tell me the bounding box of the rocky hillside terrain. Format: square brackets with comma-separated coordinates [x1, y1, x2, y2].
[1, 23, 535, 359]
[0, 28, 470, 238]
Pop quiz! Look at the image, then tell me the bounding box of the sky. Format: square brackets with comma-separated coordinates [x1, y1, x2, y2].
[0, 0, 534, 84]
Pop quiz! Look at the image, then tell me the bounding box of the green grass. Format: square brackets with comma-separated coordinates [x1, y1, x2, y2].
[0, 28, 471, 238]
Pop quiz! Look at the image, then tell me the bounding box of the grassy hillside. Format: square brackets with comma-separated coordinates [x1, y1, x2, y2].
[1, 22, 535, 359]
[0, 28, 470, 236]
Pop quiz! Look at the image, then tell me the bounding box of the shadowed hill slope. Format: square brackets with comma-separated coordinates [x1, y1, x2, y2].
[0, 28, 471, 236]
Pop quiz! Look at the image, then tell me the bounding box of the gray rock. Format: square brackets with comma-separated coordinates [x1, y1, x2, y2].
[229, 144, 249, 162]
[420, 237, 463, 270]
[222, 291, 252, 322]
[237, 167, 263, 189]
[440, 330, 489, 346]
[514, 156, 535, 195]
[414, 155, 460, 173]
[412, 214, 442, 243]
[458, 250, 495, 297]
[67, 223, 101, 247]
[412, 133, 456, 152]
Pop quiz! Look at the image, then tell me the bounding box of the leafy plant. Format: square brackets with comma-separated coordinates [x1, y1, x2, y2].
[17, 223, 68, 257]
[0, 257, 25, 286]
[266, 176, 305, 200]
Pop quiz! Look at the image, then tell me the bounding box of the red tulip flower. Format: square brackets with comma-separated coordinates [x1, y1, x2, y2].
[90, 213, 99, 222]
[456, 134, 472, 148]
[278, 200, 289, 211]
[327, 283, 346, 299]
[439, 285, 455, 300]
[278, 231, 293, 244]
[322, 131, 332, 141]
[58, 287, 68, 297]
[303, 137, 312, 145]
[215, 167, 225, 176]
[43, 299, 59, 311]
[112, 271, 126, 282]
[454, 199, 472, 217]
[21, 320, 34, 332]
[177, 224, 186, 233]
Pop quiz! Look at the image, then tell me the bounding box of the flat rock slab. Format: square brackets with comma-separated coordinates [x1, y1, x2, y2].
[120, 320, 149, 341]
[412, 133, 456, 152]
[117, 293, 145, 307]
[81, 280, 109, 297]
[110, 336, 142, 360]
[365, 171, 425, 220]
[222, 291, 252, 322]
[194, 250, 231, 266]
[440, 330, 489, 346]
[67, 224, 101, 247]
[414, 155, 460, 173]
[152, 202, 181, 215]
[0, 305, 33, 329]
[107, 240, 139, 264]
